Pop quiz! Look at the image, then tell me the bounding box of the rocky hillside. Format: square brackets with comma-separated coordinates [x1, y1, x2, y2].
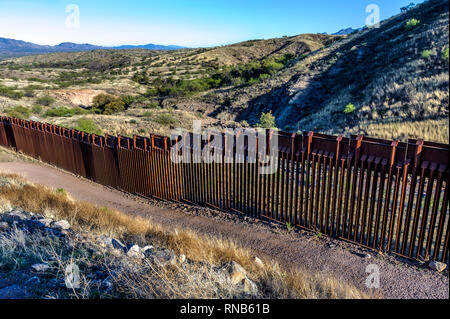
[225, 0, 449, 142]
[0, 173, 366, 299]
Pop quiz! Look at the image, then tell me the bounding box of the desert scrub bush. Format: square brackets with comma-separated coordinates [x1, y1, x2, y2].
[421, 50, 432, 60]
[240, 120, 249, 127]
[405, 18, 420, 31]
[23, 88, 35, 98]
[31, 105, 43, 115]
[121, 95, 135, 108]
[153, 113, 176, 126]
[5, 106, 31, 119]
[443, 48, 449, 62]
[74, 118, 102, 135]
[55, 188, 67, 196]
[92, 94, 126, 115]
[36, 95, 55, 106]
[257, 111, 276, 129]
[44, 107, 90, 117]
[343, 103, 356, 114]
[143, 102, 160, 109]
[0, 84, 24, 99]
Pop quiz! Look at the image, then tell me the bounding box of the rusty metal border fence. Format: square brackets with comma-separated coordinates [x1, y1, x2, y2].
[1, 116, 448, 263]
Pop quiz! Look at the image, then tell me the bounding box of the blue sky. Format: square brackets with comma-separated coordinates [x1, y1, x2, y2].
[0, 0, 425, 47]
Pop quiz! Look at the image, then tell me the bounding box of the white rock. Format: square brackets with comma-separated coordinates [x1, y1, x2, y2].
[227, 261, 247, 284]
[253, 256, 264, 268]
[429, 261, 447, 272]
[52, 220, 70, 230]
[0, 222, 8, 230]
[127, 245, 144, 259]
[31, 263, 49, 272]
[178, 254, 186, 264]
[243, 276, 258, 295]
[37, 218, 53, 227]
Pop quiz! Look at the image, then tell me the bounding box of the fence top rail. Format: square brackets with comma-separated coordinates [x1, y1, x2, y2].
[2, 116, 449, 160]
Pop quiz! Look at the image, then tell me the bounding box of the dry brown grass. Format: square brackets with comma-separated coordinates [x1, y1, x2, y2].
[0, 172, 371, 299]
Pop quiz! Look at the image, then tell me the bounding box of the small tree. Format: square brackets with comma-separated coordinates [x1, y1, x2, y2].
[36, 95, 55, 106]
[443, 48, 449, 62]
[421, 50, 432, 60]
[103, 99, 126, 115]
[343, 103, 356, 114]
[405, 18, 420, 31]
[258, 111, 276, 129]
[401, 3, 415, 12]
[92, 94, 125, 115]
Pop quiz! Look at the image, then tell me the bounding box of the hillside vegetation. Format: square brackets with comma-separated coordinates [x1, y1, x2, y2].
[0, 34, 335, 136]
[0, 0, 448, 143]
[229, 0, 449, 142]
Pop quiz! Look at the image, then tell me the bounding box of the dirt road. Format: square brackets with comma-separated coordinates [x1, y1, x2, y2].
[0, 160, 448, 299]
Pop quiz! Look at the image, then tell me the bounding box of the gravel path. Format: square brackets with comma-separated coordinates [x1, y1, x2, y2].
[0, 161, 448, 299]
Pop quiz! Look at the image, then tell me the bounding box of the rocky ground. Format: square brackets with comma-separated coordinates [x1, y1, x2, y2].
[0, 208, 261, 299]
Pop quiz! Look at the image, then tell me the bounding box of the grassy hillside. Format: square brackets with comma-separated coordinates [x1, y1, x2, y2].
[229, 0, 449, 142]
[0, 0, 447, 143]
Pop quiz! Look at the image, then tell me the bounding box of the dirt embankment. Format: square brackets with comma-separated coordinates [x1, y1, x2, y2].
[47, 89, 106, 107]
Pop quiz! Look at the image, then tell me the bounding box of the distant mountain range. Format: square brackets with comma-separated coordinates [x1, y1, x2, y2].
[321, 27, 361, 36]
[0, 37, 186, 59]
[332, 27, 360, 35]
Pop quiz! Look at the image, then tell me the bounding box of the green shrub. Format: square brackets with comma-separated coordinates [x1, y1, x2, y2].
[421, 50, 432, 60]
[44, 107, 89, 117]
[142, 111, 153, 118]
[92, 94, 126, 115]
[443, 48, 449, 62]
[343, 103, 356, 114]
[74, 118, 102, 135]
[240, 120, 249, 127]
[153, 113, 176, 126]
[143, 102, 160, 109]
[31, 105, 43, 115]
[405, 18, 420, 30]
[0, 85, 24, 99]
[24, 89, 35, 97]
[122, 95, 135, 108]
[55, 188, 67, 196]
[129, 119, 137, 124]
[103, 99, 125, 115]
[5, 106, 31, 119]
[36, 95, 55, 106]
[257, 111, 276, 129]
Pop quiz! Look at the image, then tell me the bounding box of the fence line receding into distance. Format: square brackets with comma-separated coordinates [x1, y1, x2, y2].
[0, 116, 448, 263]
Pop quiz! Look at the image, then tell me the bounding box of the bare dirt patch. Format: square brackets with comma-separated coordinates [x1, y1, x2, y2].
[48, 89, 107, 107]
